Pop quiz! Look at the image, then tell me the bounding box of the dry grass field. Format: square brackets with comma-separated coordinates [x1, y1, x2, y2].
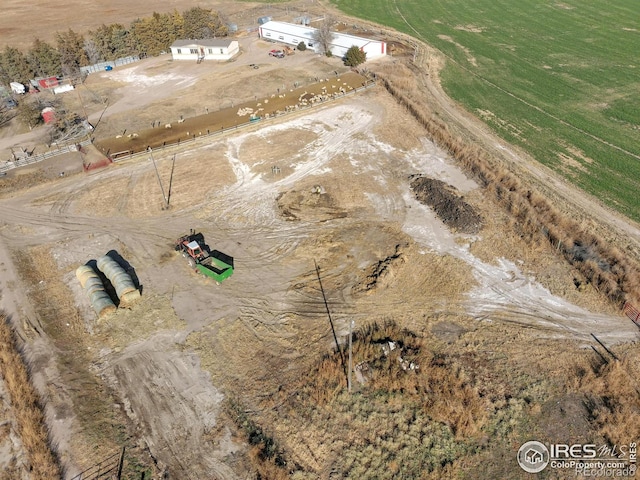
[1, 2, 640, 480]
[0, 0, 272, 49]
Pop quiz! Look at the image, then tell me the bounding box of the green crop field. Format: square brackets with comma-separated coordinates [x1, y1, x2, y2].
[331, 0, 640, 222]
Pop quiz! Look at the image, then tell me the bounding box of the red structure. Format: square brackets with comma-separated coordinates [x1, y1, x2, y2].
[41, 107, 56, 124]
[83, 157, 113, 172]
[623, 301, 640, 327]
[38, 76, 59, 89]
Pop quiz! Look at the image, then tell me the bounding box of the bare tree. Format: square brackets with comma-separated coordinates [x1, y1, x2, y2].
[84, 38, 101, 65]
[313, 15, 336, 56]
[0, 102, 16, 127]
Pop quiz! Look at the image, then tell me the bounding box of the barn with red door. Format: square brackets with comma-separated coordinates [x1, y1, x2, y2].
[259, 21, 387, 60]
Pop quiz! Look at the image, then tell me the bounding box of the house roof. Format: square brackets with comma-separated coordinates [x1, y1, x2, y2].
[170, 38, 235, 49]
[260, 21, 315, 39]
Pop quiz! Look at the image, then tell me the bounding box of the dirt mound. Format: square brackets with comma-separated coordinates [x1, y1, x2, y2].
[353, 243, 407, 294]
[276, 186, 347, 222]
[410, 175, 483, 234]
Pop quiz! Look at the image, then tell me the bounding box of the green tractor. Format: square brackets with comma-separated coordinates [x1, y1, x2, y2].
[175, 231, 233, 283]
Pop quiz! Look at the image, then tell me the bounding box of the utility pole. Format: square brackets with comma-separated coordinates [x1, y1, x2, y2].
[116, 446, 125, 479]
[167, 154, 176, 206]
[314, 260, 348, 384]
[149, 150, 168, 209]
[591, 333, 619, 361]
[348, 319, 354, 393]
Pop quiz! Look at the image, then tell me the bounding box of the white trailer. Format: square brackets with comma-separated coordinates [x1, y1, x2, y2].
[10, 82, 25, 94]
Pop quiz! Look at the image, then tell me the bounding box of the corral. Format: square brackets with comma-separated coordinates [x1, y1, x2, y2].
[0, 3, 639, 480]
[94, 72, 371, 158]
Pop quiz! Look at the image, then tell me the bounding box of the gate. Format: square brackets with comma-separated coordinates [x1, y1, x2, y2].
[623, 301, 640, 327]
[70, 448, 124, 480]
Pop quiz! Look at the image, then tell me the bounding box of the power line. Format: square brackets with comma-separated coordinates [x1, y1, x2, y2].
[149, 150, 168, 209]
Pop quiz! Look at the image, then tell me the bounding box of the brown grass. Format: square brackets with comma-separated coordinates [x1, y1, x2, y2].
[243, 321, 490, 478]
[300, 320, 488, 439]
[0, 170, 49, 199]
[367, 65, 640, 307]
[225, 397, 291, 479]
[0, 313, 61, 479]
[11, 246, 148, 474]
[570, 351, 640, 444]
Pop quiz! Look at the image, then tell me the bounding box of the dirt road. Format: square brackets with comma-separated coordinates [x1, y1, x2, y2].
[409, 41, 640, 262]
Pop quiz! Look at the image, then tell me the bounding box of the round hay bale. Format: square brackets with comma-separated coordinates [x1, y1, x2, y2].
[120, 289, 141, 307]
[96, 255, 137, 300]
[75, 264, 116, 317]
[75, 264, 97, 288]
[96, 301, 117, 318]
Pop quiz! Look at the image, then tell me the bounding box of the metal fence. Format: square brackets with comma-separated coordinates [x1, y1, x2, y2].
[0, 139, 92, 174]
[624, 301, 640, 327]
[1, 80, 376, 173]
[81, 56, 141, 75]
[108, 80, 376, 164]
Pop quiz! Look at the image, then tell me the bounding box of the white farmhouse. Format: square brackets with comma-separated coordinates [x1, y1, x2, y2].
[258, 21, 387, 60]
[170, 39, 240, 61]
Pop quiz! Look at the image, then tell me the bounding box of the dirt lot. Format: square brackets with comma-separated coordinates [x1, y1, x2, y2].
[1, 5, 640, 480]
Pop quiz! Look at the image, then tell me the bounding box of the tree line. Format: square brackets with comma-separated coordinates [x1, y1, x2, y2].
[0, 7, 228, 86]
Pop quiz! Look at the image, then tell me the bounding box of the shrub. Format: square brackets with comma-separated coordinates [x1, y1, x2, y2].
[297, 41, 307, 51]
[344, 45, 366, 66]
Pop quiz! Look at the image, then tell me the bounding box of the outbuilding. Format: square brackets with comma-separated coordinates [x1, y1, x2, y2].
[258, 21, 386, 60]
[170, 39, 240, 62]
[36, 76, 59, 89]
[42, 107, 56, 124]
[10, 82, 25, 94]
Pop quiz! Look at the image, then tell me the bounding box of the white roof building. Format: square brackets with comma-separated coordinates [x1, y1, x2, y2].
[170, 39, 240, 61]
[258, 21, 386, 60]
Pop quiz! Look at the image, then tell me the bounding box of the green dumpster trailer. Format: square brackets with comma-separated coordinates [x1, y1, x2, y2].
[196, 255, 234, 282]
[175, 232, 233, 283]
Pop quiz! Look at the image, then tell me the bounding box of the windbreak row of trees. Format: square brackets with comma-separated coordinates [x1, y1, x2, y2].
[0, 7, 228, 85]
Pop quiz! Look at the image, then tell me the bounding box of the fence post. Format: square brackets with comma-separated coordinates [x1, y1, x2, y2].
[117, 446, 125, 479]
